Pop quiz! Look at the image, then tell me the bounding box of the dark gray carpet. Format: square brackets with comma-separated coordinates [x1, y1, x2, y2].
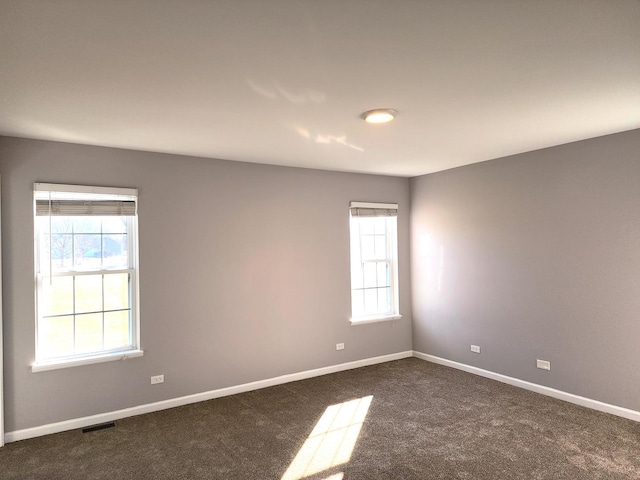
[1, 358, 639, 479]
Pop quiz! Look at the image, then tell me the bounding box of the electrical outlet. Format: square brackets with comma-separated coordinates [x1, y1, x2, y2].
[470, 345, 481, 354]
[150, 374, 164, 385]
[536, 359, 551, 371]
[336, 343, 345, 351]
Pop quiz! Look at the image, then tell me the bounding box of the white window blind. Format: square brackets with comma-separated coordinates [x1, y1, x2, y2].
[349, 204, 398, 218]
[35, 199, 136, 216]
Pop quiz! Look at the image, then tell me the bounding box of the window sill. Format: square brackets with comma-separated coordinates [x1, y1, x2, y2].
[350, 314, 402, 326]
[32, 349, 144, 373]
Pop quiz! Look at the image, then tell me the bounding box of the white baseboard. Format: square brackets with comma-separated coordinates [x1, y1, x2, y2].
[5, 350, 413, 443]
[9, 349, 636, 444]
[413, 351, 640, 423]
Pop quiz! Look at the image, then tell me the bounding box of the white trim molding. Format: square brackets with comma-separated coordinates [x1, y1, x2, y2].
[413, 351, 640, 423]
[8, 349, 638, 444]
[32, 349, 144, 373]
[349, 201, 398, 209]
[34, 183, 137, 196]
[6, 350, 413, 443]
[350, 314, 402, 326]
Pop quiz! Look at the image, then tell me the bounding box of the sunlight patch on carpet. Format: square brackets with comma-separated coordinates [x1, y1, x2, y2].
[281, 396, 373, 480]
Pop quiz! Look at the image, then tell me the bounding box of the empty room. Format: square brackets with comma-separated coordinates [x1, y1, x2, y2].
[0, 1, 639, 479]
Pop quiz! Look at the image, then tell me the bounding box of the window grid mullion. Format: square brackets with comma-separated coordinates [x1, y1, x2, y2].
[42, 268, 135, 278]
[100, 219, 104, 351]
[42, 307, 131, 319]
[101, 273, 105, 351]
[127, 216, 135, 346]
[100, 219, 104, 270]
[72, 275, 77, 355]
[389, 219, 397, 315]
[71, 220, 77, 354]
[357, 218, 364, 302]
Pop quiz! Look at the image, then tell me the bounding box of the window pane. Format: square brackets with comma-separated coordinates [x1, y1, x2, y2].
[104, 310, 131, 349]
[37, 228, 51, 275]
[41, 276, 74, 316]
[75, 313, 103, 354]
[75, 274, 103, 313]
[364, 289, 378, 315]
[51, 234, 73, 270]
[363, 262, 377, 288]
[51, 217, 73, 234]
[359, 218, 375, 235]
[351, 263, 363, 289]
[104, 273, 129, 310]
[102, 217, 128, 234]
[74, 234, 102, 269]
[351, 290, 364, 318]
[361, 235, 375, 260]
[103, 234, 128, 268]
[39, 315, 74, 359]
[73, 216, 101, 234]
[374, 235, 387, 259]
[377, 262, 390, 288]
[377, 287, 391, 313]
[374, 217, 386, 235]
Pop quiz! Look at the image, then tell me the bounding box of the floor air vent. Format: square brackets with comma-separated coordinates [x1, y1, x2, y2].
[82, 422, 116, 433]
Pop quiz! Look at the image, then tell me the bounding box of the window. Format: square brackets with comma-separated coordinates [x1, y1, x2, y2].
[349, 202, 401, 324]
[33, 183, 142, 371]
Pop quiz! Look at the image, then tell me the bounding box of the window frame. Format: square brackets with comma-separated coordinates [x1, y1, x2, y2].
[32, 183, 143, 372]
[349, 201, 402, 325]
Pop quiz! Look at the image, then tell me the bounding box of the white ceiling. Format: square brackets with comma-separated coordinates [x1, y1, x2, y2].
[1, 1, 639, 177]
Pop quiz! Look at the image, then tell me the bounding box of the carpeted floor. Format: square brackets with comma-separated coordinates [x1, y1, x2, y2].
[1, 358, 639, 479]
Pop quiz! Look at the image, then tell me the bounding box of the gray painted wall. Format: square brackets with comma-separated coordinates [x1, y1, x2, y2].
[3, 128, 640, 433]
[0, 136, 412, 432]
[410, 129, 640, 412]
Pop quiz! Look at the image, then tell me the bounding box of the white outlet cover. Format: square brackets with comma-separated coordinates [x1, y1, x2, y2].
[536, 359, 551, 371]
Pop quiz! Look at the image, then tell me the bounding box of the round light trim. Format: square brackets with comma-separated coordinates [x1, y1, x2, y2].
[362, 109, 397, 124]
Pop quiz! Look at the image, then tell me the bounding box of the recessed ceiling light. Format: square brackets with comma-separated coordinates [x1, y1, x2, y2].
[361, 109, 397, 124]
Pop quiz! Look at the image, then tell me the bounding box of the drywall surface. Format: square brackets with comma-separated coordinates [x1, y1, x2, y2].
[0, 136, 411, 431]
[410, 129, 640, 411]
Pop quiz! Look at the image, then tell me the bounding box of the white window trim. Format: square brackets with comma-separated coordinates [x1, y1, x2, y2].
[349, 201, 401, 323]
[350, 314, 402, 326]
[34, 182, 138, 196]
[32, 349, 143, 373]
[349, 201, 398, 209]
[32, 183, 142, 372]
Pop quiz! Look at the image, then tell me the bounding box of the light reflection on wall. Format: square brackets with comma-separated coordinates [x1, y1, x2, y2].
[281, 396, 373, 480]
[420, 234, 445, 297]
[438, 244, 445, 292]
